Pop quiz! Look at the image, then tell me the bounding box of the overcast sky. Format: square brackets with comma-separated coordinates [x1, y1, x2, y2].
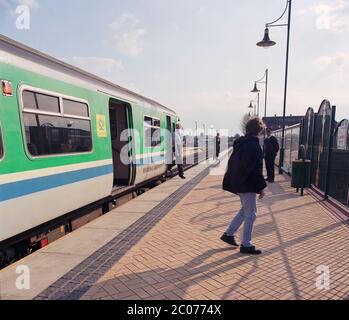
[1, 0, 348, 134]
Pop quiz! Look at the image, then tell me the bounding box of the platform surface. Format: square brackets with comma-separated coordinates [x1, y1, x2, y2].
[0, 151, 223, 300]
[79, 173, 349, 300]
[1, 149, 349, 300]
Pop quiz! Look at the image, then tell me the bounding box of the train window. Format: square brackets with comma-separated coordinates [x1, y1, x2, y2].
[23, 113, 92, 156]
[143, 116, 161, 148]
[63, 99, 89, 118]
[151, 127, 161, 147]
[151, 118, 161, 147]
[153, 119, 161, 127]
[144, 116, 152, 126]
[23, 90, 60, 114]
[36, 93, 60, 113]
[22, 91, 38, 110]
[21, 89, 92, 157]
[0, 127, 3, 159]
[144, 127, 152, 148]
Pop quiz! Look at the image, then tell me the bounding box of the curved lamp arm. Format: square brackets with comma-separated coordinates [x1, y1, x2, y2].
[266, 0, 290, 28]
[255, 69, 268, 84]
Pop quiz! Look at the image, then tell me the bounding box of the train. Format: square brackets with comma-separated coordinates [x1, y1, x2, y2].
[0, 35, 204, 267]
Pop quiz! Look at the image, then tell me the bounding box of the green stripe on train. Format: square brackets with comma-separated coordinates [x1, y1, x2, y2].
[0, 62, 173, 175]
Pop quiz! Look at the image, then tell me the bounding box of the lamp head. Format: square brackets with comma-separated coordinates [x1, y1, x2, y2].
[248, 101, 254, 110]
[257, 28, 276, 48]
[251, 83, 260, 93]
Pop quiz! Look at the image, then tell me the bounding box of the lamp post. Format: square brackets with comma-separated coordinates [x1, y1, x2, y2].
[251, 69, 269, 118]
[257, 0, 292, 175]
[248, 101, 255, 117]
[251, 85, 260, 117]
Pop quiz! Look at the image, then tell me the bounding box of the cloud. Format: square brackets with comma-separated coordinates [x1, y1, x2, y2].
[315, 51, 349, 70]
[301, 0, 349, 32]
[110, 13, 146, 57]
[62, 57, 124, 80]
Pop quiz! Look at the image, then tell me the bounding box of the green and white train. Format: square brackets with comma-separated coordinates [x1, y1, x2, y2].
[0, 35, 184, 265]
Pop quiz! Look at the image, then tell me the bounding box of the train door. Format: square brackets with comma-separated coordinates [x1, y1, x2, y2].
[109, 99, 134, 187]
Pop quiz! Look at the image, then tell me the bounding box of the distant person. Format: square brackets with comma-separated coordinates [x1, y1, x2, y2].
[174, 123, 186, 179]
[214, 132, 221, 160]
[263, 128, 280, 183]
[222, 117, 267, 255]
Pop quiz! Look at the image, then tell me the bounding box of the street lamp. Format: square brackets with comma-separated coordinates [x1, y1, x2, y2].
[257, 28, 276, 48]
[251, 85, 260, 117]
[257, 0, 292, 175]
[248, 101, 255, 117]
[251, 69, 269, 118]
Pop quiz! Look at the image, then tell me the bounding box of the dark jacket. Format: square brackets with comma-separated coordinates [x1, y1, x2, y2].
[215, 136, 221, 152]
[223, 136, 267, 195]
[263, 136, 280, 158]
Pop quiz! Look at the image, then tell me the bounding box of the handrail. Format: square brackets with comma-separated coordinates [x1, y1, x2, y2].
[272, 122, 301, 133]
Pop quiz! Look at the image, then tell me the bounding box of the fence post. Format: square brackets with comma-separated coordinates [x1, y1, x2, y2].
[324, 106, 336, 200]
[299, 118, 304, 159]
[310, 112, 317, 186]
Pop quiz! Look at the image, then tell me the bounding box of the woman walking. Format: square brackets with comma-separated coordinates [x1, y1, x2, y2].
[222, 117, 267, 255]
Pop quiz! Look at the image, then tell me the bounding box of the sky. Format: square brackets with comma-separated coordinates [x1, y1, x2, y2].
[1, 0, 349, 134]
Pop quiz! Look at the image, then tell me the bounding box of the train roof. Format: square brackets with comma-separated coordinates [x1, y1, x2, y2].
[0, 34, 177, 116]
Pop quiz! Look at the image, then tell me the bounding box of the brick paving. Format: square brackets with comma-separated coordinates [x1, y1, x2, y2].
[79, 168, 349, 300]
[35, 168, 210, 300]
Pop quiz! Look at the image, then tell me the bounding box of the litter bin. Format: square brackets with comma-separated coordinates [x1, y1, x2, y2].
[291, 160, 311, 189]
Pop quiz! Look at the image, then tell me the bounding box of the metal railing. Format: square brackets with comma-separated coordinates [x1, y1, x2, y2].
[273, 100, 349, 207]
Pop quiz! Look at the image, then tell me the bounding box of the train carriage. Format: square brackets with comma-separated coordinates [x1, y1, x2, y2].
[0, 35, 179, 265]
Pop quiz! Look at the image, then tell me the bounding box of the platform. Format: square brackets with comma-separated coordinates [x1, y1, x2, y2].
[1, 149, 349, 300]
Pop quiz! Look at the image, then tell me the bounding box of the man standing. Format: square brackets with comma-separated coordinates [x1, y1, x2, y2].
[174, 123, 186, 179]
[222, 117, 266, 255]
[263, 128, 280, 183]
[214, 132, 221, 160]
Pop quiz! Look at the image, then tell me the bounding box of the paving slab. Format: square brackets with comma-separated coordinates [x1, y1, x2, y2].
[82, 212, 147, 231]
[40, 227, 120, 256]
[0, 252, 84, 300]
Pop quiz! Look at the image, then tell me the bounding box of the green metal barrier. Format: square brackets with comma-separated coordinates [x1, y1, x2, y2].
[291, 160, 311, 195]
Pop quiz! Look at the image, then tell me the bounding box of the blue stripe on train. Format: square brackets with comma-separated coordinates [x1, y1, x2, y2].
[0, 164, 114, 202]
[0, 156, 166, 202]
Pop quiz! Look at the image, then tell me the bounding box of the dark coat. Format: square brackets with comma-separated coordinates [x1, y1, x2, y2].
[223, 136, 267, 195]
[215, 136, 221, 154]
[263, 136, 280, 158]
